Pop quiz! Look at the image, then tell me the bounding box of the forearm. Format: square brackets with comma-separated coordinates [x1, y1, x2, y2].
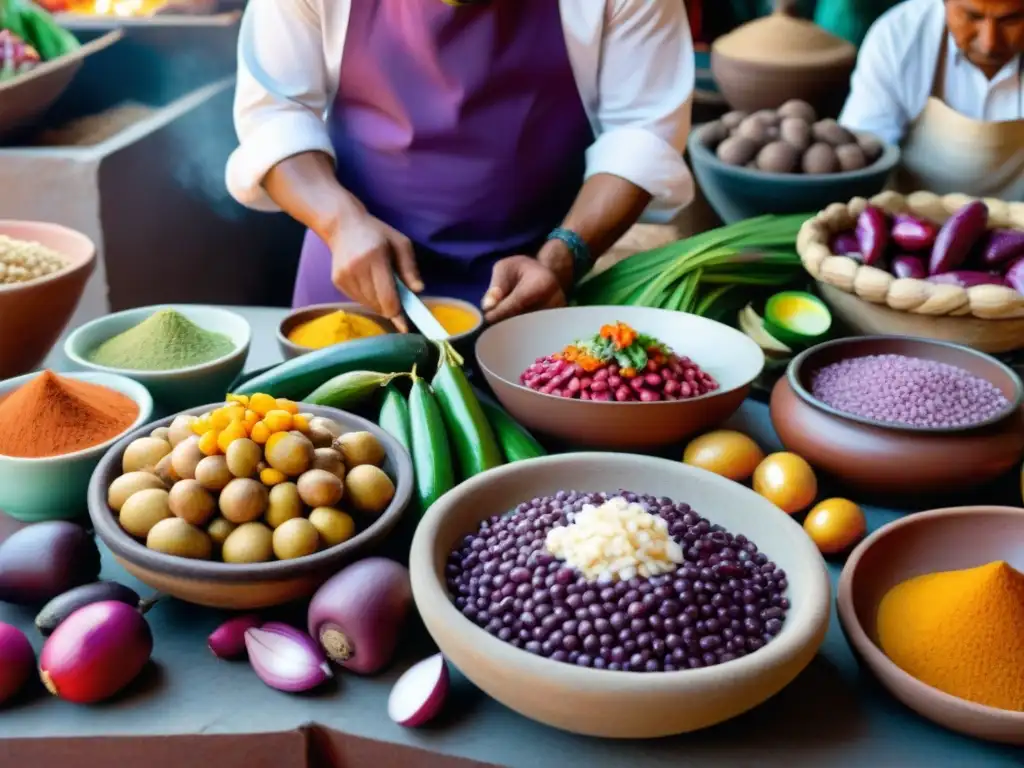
[261, 152, 365, 242]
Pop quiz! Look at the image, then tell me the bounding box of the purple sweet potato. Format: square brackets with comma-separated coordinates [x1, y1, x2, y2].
[1005, 257, 1024, 294]
[929, 201, 988, 275]
[855, 206, 889, 266]
[890, 254, 927, 280]
[890, 213, 938, 252]
[980, 228, 1024, 267]
[926, 270, 1007, 288]
[829, 230, 861, 258]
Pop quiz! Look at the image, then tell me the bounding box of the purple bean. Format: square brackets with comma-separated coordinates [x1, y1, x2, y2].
[580, 391, 591, 401]
[639, 390, 661, 402]
[593, 368, 609, 381]
[590, 380, 608, 393]
[644, 372, 662, 388]
[607, 375, 622, 388]
[661, 368, 676, 382]
[1006, 257, 1024, 294]
[930, 200, 988, 275]
[830, 230, 862, 257]
[567, 377, 581, 393]
[579, 377, 593, 390]
[891, 254, 927, 279]
[855, 205, 889, 266]
[679, 382, 692, 397]
[891, 213, 938, 252]
[926, 270, 1007, 288]
[615, 386, 632, 402]
[550, 388, 564, 397]
[592, 391, 612, 402]
[540, 383, 556, 394]
[607, 364, 620, 375]
[664, 380, 680, 395]
[981, 229, 1024, 267]
[630, 377, 647, 393]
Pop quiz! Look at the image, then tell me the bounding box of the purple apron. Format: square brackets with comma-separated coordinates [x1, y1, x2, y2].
[292, 0, 593, 308]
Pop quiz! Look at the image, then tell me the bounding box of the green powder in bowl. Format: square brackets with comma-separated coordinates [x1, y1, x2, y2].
[87, 309, 236, 371]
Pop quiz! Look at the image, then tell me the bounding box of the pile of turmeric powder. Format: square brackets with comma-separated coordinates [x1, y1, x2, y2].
[877, 560, 1024, 711]
[287, 310, 387, 349]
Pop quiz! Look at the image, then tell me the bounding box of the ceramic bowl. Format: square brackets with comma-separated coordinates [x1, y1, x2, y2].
[476, 306, 764, 450]
[277, 302, 398, 360]
[88, 403, 412, 609]
[0, 371, 152, 522]
[770, 336, 1024, 496]
[710, 52, 853, 117]
[0, 220, 97, 379]
[64, 304, 251, 412]
[688, 128, 901, 224]
[837, 506, 1024, 745]
[410, 452, 832, 738]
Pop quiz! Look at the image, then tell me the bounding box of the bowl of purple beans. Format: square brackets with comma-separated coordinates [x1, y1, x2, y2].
[409, 452, 830, 738]
[770, 335, 1024, 496]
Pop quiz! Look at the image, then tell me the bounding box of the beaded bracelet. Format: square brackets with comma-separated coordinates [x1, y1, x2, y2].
[547, 227, 592, 285]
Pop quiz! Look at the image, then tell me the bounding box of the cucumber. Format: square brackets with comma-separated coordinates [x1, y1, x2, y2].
[304, 370, 407, 409]
[477, 397, 546, 463]
[377, 384, 412, 452]
[408, 376, 455, 512]
[233, 334, 431, 400]
[431, 350, 502, 480]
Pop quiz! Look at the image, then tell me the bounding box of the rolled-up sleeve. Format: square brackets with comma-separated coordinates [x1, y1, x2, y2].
[226, 0, 334, 211]
[587, 0, 695, 218]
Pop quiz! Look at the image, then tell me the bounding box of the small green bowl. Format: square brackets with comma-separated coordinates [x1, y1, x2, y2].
[0, 371, 153, 522]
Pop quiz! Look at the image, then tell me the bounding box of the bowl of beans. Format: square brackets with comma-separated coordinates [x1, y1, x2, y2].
[409, 452, 831, 738]
[770, 335, 1024, 496]
[0, 220, 96, 379]
[475, 306, 765, 449]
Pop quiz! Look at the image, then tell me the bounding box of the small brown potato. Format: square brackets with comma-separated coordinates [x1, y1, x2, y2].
[735, 115, 771, 144]
[206, 516, 237, 547]
[750, 109, 781, 126]
[308, 416, 342, 444]
[836, 143, 867, 171]
[856, 131, 883, 163]
[219, 478, 269, 523]
[108, 471, 166, 512]
[154, 454, 180, 486]
[309, 507, 356, 548]
[699, 121, 729, 149]
[297, 469, 344, 508]
[802, 142, 840, 174]
[334, 431, 385, 468]
[312, 448, 346, 481]
[344, 465, 395, 515]
[720, 110, 748, 130]
[226, 438, 262, 478]
[119, 488, 172, 538]
[811, 119, 854, 147]
[167, 414, 198, 447]
[776, 99, 817, 124]
[265, 432, 314, 477]
[756, 141, 800, 173]
[221, 522, 274, 564]
[779, 117, 811, 151]
[168, 479, 216, 526]
[150, 427, 171, 442]
[146, 517, 213, 560]
[122, 437, 171, 474]
[272, 518, 320, 560]
[265, 482, 304, 528]
[195, 455, 233, 491]
[170, 436, 204, 480]
[715, 135, 759, 166]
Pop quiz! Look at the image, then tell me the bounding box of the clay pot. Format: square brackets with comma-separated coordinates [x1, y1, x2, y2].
[711, 0, 856, 117]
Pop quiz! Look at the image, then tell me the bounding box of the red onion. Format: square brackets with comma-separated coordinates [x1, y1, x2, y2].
[208, 615, 263, 659]
[0, 622, 34, 705]
[388, 654, 449, 728]
[244, 622, 332, 693]
[39, 601, 152, 703]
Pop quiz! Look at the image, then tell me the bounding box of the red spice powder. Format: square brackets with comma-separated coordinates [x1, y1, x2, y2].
[0, 370, 139, 458]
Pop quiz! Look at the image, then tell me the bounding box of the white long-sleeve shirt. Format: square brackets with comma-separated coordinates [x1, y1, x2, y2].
[839, 0, 1024, 145]
[227, 0, 696, 221]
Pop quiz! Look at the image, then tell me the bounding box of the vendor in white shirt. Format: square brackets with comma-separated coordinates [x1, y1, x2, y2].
[839, 0, 1024, 199]
[226, 0, 695, 328]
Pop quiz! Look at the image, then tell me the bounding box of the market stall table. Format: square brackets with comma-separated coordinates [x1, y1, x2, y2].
[1, 306, 1021, 768]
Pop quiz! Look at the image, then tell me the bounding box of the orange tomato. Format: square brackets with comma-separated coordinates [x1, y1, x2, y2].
[682, 430, 765, 482]
[803, 498, 866, 555]
[752, 452, 817, 515]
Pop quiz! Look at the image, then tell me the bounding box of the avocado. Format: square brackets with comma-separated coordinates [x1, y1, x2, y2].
[763, 291, 832, 349]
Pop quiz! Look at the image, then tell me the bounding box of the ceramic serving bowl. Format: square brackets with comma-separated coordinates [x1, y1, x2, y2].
[0, 371, 152, 522]
[476, 306, 764, 450]
[0, 220, 97, 379]
[687, 129, 900, 224]
[64, 304, 251, 412]
[770, 336, 1024, 496]
[88, 403, 413, 609]
[410, 452, 831, 738]
[837, 506, 1024, 745]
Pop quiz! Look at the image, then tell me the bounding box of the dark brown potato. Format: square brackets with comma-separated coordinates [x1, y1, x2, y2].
[751, 109, 782, 126]
[776, 99, 817, 124]
[802, 142, 839, 174]
[836, 143, 867, 172]
[721, 110, 748, 130]
[779, 117, 811, 151]
[700, 121, 730, 149]
[811, 119, 855, 147]
[735, 116, 772, 145]
[855, 132, 884, 163]
[716, 135, 760, 166]
[756, 141, 801, 173]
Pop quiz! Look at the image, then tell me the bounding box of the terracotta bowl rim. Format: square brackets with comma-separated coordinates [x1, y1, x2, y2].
[87, 402, 413, 583]
[64, 304, 252, 378]
[837, 504, 1024, 723]
[687, 127, 901, 185]
[786, 335, 1023, 434]
[411, 452, 833, 689]
[475, 306, 766, 408]
[0, 219, 96, 295]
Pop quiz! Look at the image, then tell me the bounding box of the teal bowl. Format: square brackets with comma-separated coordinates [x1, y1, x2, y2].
[0, 371, 153, 522]
[687, 125, 901, 224]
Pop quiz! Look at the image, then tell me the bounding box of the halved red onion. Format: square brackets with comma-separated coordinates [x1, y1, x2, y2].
[244, 622, 332, 693]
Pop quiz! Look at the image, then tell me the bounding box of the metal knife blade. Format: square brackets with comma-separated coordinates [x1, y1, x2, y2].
[394, 274, 449, 341]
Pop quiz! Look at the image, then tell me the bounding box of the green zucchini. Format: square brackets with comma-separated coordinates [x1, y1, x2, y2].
[377, 384, 412, 452]
[233, 334, 430, 400]
[477, 397, 546, 462]
[431, 343, 502, 480]
[303, 370, 408, 408]
[408, 374, 455, 512]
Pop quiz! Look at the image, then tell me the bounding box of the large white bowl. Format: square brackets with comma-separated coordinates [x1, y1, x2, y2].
[64, 304, 250, 411]
[410, 452, 831, 738]
[0, 371, 152, 522]
[476, 306, 765, 449]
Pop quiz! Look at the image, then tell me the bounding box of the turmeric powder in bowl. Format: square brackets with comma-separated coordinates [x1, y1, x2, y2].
[287, 311, 387, 349]
[877, 560, 1024, 711]
[426, 302, 479, 336]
